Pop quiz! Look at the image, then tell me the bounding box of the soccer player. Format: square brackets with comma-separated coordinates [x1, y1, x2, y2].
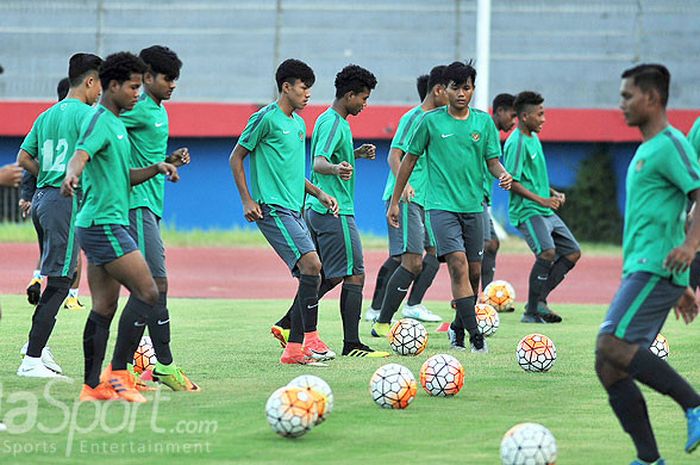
[415, 74, 429, 102]
[229, 59, 338, 365]
[110, 45, 198, 391]
[366, 66, 449, 326]
[687, 117, 700, 292]
[61, 51, 180, 402]
[504, 91, 581, 324]
[385, 61, 512, 352]
[596, 63, 700, 465]
[480, 93, 516, 291]
[15, 54, 103, 378]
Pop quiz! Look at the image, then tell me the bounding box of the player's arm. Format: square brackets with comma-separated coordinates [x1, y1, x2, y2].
[16, 149, 39, 177]
[486, 157, 512, 191]
[305, 179, 339, 216]
[354, 143, 376, 159]
[166, 147, 190, 167]
[61, 150, 90, 197]
[669, 189, 700, 324]
[510, 181, 561, 210]
[388, 148, 414, 201]
[229, 143, 262, 222]
[313, 155, 353, 181]
[130, 162, 179, 186]
[387, 153, 419, 227]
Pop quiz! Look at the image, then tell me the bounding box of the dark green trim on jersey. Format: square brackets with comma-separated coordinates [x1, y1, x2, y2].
[397, 110, 422, 147]
[665, 129, 700, 181]
[341, 215, 354, 276]
[322, 114, 341, 155]
[614, 274, 659, 339]
[104, 225, 124, 256]
[241, 105, 275, 145]
[78, 107, 106, 147]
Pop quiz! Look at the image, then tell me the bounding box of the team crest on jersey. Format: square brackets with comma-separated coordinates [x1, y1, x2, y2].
[471, 131, 481, 142]
[636, 159, 645, 172]
[298, 130, 304, 141]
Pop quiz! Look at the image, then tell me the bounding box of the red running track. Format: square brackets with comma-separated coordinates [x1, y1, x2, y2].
[0, 243, 622, 305]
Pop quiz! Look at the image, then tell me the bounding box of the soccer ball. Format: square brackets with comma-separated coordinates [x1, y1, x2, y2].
[133, 336, 158, 373]
[500, 422, 557, 465]
[388, 318, 428, 356]
[419, 354, 465, 397]
[369, 363, 417, 409]
[649, 333, 669, 360]
[475, 303, 500, 337]
[516, 333, 557, 373]
[483, 280, 516, 312]
[265, 386, 319, 438]
[287, 375, 334, 424]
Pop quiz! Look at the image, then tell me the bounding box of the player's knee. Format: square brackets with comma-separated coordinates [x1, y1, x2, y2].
[596, 334, 632, 368]
[298, 254, 322, 276]
[486, 239, 500, 253]
[402, 255, 423, 275]
[136, 283, 159, 306]
[446, 256, 468, 280]
[539, 249, 556, 262]
[567, 250, 582, 263]
[344, 274, 364, 287]
[424, 247, 436, 256]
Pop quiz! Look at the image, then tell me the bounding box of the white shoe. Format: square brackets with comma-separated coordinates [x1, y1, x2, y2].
[0, 423, 6, 432]
[402, 304, 442, 322]
[364, 307, 381, 322]
[20, 343, 63, 374]
[470, 339, 489, 354]
[17, 357, 65, 378]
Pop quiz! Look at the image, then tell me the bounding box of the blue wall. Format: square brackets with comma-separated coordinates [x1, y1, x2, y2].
[0, 137, 639, 234]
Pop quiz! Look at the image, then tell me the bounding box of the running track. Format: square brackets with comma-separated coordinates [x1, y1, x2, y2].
[1, 243, 622, 305]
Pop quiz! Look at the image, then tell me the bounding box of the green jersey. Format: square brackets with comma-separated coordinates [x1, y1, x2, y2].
[306, 108, 355, 215]
[381, 105, 429, 206]
[407, 106, 501, 213]
[20, 98, 93, 189]
[238, 102, 307, 212]
[623, 126, 700, 286]
[75, 105, 132, 227]
[688, 116, 700, 158]
[504, 129, 553, 226]
[122, 93, 169, 218]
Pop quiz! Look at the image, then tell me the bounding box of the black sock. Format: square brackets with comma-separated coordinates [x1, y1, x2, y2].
[83, 311, 112, 388]
[377, 266, 415, 324]
[481, 249, 497, 289]
[276, 278, 336, 329]
[26, 277, 71, 357]
[539, 256, 575, 302]
[299, 274, 321, 333]
[340, 283, 363, 344]
[147, 292, 173, 365]
[527, 258, 553, 313]
[453, 295, 477, 337]
[628, 347, 700, 411]
[111, 296, 154, 371]
[407, 254, 439, 306]
[371, 258, 400, 309]
[607, 378, 660, 463]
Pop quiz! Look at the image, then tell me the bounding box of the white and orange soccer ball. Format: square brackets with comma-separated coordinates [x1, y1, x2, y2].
[287, 375, 334, 424]
[133, 335, 157, 374]
[483, 280, 516, 312]
[649, 333, 669, 360]
[500, 422, 558, 465]
[516, 333, 557, 373]
[369, 363, 417, 409]
[419, 354, 465, 397]
[475, 303, 500, 337]
[265, 386, 319, 438]
[388, 318, 429, 356]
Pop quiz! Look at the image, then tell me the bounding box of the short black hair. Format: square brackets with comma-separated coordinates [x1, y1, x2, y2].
[621, 63, 670, 107]
[275, 59, 315, 92]
[68, 53, 103, 87]
[334, 64, 377, 99]
[492, 93, 515, 113]
[139, 45, 182, 81]
[57, 77, 70, 101]
[99, 52, 147, 90]
[428, 65, 448, 91]
[443, 60, 477, 87]
[514, 91, 544, 115]
[416, 74, 429, 101]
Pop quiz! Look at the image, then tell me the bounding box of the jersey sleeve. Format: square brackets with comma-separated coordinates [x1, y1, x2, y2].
[238, 109, 269, 152]
[661, 136, 700, 195]
[313, 116, 342, 161]
[391, 110, 421, 153]
[483, 117, 502, 160]
[504, 134, 525, 182]
[406, 115, 429, 158]
[19, 118, 40, 158]
[76, 116, 107, 160]
[688, 118, 700, 160]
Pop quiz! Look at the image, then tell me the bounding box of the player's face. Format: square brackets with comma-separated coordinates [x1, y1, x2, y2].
[146, 72, 177, 101]
[446, 78, 474, 111]
[113, 73, 143, 111]
[523, 104, 545, 133]
[495, 107, 517, 132]
[619, 78, 649, 127]
[285, 79, 312, 110]
[347, 89, 371, 116]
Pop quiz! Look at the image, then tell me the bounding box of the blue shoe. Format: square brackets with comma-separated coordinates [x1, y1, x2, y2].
[686, 405, 700, 453]
[630, 459, 665, 465]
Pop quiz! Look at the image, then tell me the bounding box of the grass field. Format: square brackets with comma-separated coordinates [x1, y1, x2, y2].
[0, 295, 697, 465]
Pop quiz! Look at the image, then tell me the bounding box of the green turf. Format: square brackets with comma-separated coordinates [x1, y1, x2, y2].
[0, 295, 697, 465]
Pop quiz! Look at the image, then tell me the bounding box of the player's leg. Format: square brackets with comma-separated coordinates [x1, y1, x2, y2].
[366, 201, 402, 321]
[518, 216, 556, 323]
[64, 252, 85, 310]
[462, 212, 487, 352]
[538, 214, 581, 312]
[27, 191, 44, 305]
[481, 209, 499, 289]
[404, 204, 441, 322]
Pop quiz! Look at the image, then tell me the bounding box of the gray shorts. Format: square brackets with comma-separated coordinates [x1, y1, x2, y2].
[599, 272, 684, 346]
[77, 224, 138, 266]
[426, 209, 484, 262]
[256, 204, 316, 275]
[31, 187, 80, 278]
[517, 214, 580, 257]
[481, 204, 498, 243]
[128, 207, 167, 278]
[386, 201, 434, 257]
[305, 209, 365, 279]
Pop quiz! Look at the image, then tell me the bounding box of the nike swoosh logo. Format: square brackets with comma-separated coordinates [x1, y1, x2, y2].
[307, 304, 319, 309]
[478, 250, 484, 256]
[134, 321, 146, 327]
[117, 135, 125, 140]
[537, 276, 548, 281]
[155, 122, 164, 128]
[282, 130, 291, 135]
[157, 319, 170, 325]
[441, 133, 454, 139]
[397, 287, 409, 292]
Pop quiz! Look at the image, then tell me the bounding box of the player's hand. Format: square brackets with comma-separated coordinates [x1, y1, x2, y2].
[157, 162, 180, 182]
[401, 183, 415, 202]
[18, 199, 31, 218]
[0, 164, 22, 188]
[243, 199, 263, 222]
[387, 202, 400, 228]
[498, 171, 513, 191]
[664, 244, 695, 275]
[355, 144, 376, 160]
[674, 287, 698, 324]
[552, 189, 566, 205]
[318, 191, 339, 216]
[61, 175, 80, 197]
[334, 161, 354, 181]
[169, 147, 190, 167]
[539, 196, 561, 210]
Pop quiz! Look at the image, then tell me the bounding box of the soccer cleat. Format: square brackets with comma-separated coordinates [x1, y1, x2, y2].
[20, 343, 63, 374]
[152, 363, 201, 392]
[26, 278, 42, 305]
[0, 423, 6, 433]
[304, 336, 336, 361]
[686, 406, 700, 453]
[63, 297, 86, 311]
[629, 460, 665, 465]
[270, 325, 289, 348]
[402, 303, 442, 322]
[364, 307, 381, 322]
[370, 322, 391, 338]
[469, 332, 488, 354]
[503, 305, 516, 313]
[79, 382, 119, 402]
[536, 302, 563, 323]
[108, 370, 147, 403]
[521, 312, 546, 323]
[280, 351, 328, 366]
[447, 325, 467, 351]
[342, 342, 390, 358]
[17, 357, 66, 378]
